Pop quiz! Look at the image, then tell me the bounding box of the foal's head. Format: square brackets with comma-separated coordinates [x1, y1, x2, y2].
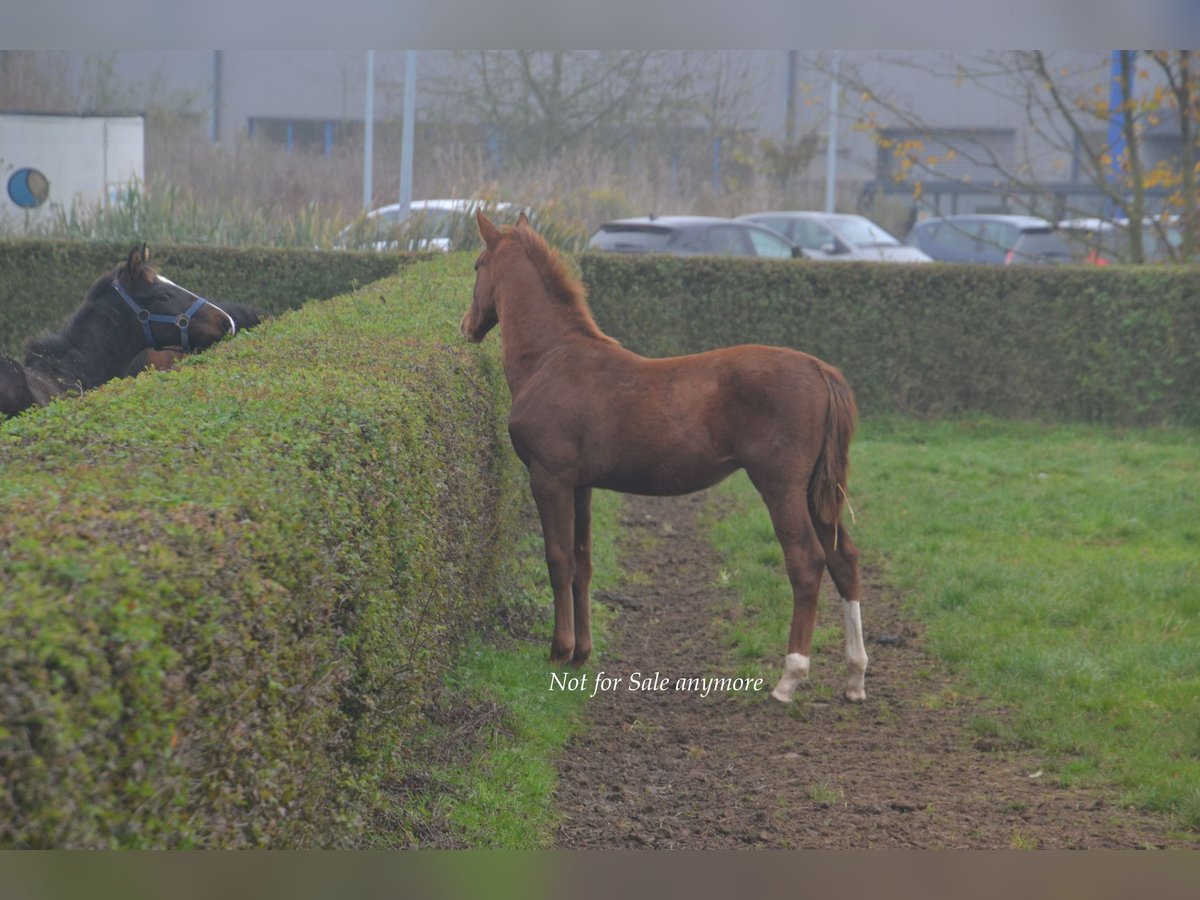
[461, 210, 513, 343]
[95, 244, 236, 353]
[463, 209, 589, 345]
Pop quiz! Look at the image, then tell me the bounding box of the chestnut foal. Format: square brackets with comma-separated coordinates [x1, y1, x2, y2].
[461, 211, 867, 703]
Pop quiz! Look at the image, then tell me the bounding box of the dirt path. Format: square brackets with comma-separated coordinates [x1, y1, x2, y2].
[552, 492, 1196, 849]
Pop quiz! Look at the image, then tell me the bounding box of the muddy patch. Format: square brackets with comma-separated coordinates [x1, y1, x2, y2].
[553, 492, 1196, 849]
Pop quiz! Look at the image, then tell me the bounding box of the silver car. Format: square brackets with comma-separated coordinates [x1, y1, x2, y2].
[335, 199, 519, 251]
[739, 211, 932, 262]
[588, 215, 807, 259]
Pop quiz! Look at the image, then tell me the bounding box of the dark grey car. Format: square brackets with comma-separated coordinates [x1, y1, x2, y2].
[905, 214, 1073, 264]
[588, 216, 806, 259]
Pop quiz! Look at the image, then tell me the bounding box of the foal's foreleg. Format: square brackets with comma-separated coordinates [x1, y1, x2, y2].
[571, 486, 594, 666]
[530, 470, 577, 666]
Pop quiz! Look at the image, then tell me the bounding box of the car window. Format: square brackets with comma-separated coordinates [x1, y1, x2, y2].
[926, 221, 981, 255]
[975, 222, 1018, 261]
[1010, 230, 1071, 261]
[746, 216, 792, 238]
[745, 227, 794, 258]
[589, 225, 675, 252]
[1145, 231, 1178, 261]
[706, 226, 752, 256]
[791, 220, 836, 251]
[834, 217, 900, 247]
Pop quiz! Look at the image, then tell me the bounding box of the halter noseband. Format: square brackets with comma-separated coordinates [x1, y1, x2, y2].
[110, 276, 233, 352]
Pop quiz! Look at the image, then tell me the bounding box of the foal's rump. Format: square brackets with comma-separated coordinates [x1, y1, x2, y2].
[709, 344, 856, 523]
[0, 353, 34, 418]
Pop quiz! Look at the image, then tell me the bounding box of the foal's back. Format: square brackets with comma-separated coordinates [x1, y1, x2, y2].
[512, 337, 834, 496]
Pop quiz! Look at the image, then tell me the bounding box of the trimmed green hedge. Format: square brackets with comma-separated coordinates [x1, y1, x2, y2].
[578, 254, 1200, 425]
[0, 255, 518, 847]
[0, 240, 416, 356]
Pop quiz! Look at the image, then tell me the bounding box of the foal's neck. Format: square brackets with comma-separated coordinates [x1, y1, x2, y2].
[496, 260, 603, 395]
[25, 307, 138, 390]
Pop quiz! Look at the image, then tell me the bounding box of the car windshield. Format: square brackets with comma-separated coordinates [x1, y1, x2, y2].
[373, 208, 458, 239]
[745, 227, 794, 258]
[590, 225, 676, 252]
[832, 217, 900, 248]
[1009, 230, 1071, 262]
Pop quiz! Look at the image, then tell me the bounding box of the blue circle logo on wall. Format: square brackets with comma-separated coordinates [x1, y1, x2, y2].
[7, 168, 50, 209]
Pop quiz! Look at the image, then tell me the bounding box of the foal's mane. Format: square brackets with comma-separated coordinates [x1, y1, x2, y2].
[506, 221, 616, 343]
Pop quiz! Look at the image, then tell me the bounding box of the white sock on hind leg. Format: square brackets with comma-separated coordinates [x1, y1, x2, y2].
[843, 599, 868, 702]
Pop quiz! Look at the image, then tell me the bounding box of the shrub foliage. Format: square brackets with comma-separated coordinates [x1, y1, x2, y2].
[0, 240, 415, 356]
[0, 257, 516, 847]
[579, 254, 1200, 425]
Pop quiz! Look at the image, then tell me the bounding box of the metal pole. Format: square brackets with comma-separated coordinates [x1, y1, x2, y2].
[363, 50, 374, 212]
[399, 50, 417, 216]
[1107, 49, 1128, 219]
[785, 49, 797, 145]
[211, 51, 222, 144]
[825, 50, 840, 213]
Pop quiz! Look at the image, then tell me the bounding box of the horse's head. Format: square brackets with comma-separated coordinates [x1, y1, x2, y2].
[462, 210, 527, 343]
[101, 244, 237, 352]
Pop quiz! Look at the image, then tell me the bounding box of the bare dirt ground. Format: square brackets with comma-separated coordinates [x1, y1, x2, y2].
[553, 491, 1198, 849]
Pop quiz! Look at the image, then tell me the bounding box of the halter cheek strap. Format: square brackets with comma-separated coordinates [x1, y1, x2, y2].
[110, 278, 223, 352]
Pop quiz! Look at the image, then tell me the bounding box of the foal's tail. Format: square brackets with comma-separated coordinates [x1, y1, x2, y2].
[809, 361, 858, 526]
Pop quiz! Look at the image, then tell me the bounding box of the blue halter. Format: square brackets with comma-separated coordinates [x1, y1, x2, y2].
[110, 278, 216, 352]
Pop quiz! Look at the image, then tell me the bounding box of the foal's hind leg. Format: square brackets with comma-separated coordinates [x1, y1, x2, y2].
[571, 486, 594, 666]
[813, 516, 868, 702]
[750, 478, 826, 704]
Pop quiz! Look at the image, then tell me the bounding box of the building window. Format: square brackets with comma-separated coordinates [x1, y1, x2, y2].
[247, 117, 360, 154]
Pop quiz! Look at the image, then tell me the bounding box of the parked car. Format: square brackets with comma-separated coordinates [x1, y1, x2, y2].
[335, 198, 521, 251]
[1057, 218, 1121, 265]
[1058, 216, 1184, 264]
[587, 215, 806, 259]
[738, 211, 932, 262]
[904, 214, 1072, 264]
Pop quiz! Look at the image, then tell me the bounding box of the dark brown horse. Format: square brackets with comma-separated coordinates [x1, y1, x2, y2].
[2, 245, 239, 418]
[462, 211, 868, 704]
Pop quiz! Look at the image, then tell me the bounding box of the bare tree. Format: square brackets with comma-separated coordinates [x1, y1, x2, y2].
[1143, 51, 1198, 261]
[430, 51, 659, 165]
[426, 50, 783, 199]
[832, 51, 1198, 263]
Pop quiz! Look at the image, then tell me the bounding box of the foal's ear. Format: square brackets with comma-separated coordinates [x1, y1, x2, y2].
[516, 210, 530, 229]
[476, 210, 501, 248]
[125, 243, 150, 276]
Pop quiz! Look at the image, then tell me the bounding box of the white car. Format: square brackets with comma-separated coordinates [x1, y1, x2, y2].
[739, 211, 932, 262]
[335, 199, 520, 251]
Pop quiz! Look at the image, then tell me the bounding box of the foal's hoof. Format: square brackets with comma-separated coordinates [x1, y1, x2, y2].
[549, 644, 575, 667]
[844, 682, 867, 703]
[771, 652, 810, 703]
[570, 646, 591, 667]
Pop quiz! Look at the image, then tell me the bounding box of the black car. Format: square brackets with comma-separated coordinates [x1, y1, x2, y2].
[905, 214, 1073, 264]
[588, 216, 806, 259]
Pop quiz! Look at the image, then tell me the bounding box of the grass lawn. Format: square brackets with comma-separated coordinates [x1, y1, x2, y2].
[389, 489, 623, 848]
[708, 416, 1199, 831]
